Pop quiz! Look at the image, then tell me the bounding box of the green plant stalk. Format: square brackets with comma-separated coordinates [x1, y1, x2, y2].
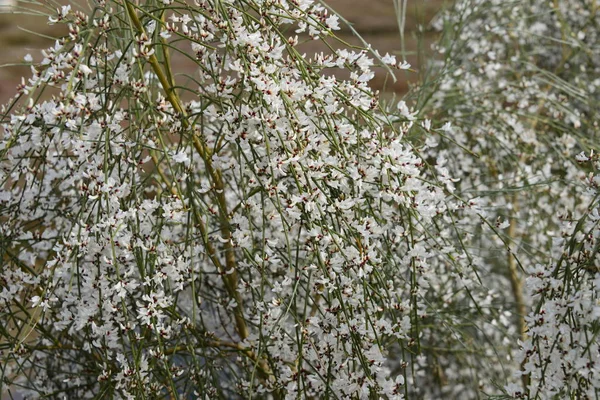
[123, 1, 248, 342]
[507, 195, 526, 345]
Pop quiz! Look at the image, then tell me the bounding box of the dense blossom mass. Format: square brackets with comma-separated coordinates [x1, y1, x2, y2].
[0, 0, 471, 398]
[426, 0, 600, 398]
[1, 0, 599, 399]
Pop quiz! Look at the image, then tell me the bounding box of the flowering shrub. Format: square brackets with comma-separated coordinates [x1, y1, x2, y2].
[512, 151, 600, 399]
[2, 0, 600, 398]
[419, 0, 600, 397]
[0, 1, 476, 398]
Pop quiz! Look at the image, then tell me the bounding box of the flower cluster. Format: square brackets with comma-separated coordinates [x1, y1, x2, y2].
[512, 151, 600, 398]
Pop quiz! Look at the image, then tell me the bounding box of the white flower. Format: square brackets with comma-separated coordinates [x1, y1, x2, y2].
[421, 119, 431, 131]
[381, 53, 396, 65]
[325, 15, 340, 31]
[79, 64, 93, 76]
[398, 60, 411, 70]
[397, 101, 417, 121]
[172, 151, 189, 165]
[30, 295, 42, 308]
[575, 151, 589, 162]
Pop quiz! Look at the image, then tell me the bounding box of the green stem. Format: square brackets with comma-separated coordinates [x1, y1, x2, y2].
[123, 0, 248, 342]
